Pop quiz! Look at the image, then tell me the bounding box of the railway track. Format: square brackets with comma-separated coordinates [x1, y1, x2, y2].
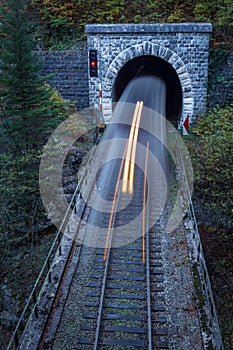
[6, 97, 201, 350]
[73, 102, 168, 349]
[19, 100, 169, 350]
[78, 231, 168, 349]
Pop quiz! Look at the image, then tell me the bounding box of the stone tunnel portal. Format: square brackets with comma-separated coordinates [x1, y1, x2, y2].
[112, 55, 182, 126]
[86, 23, 213, 125]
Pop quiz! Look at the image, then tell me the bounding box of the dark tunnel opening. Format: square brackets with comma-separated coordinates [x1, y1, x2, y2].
[112, 55, 182, 126]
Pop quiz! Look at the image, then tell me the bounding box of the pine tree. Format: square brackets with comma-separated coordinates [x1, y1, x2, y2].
[0, 0, 66, 242]
[0, 0, 59, 151]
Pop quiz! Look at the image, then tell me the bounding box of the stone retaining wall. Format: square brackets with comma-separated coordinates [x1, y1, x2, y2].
[38, 46, 89, 111]
[208, 51, 233, 108]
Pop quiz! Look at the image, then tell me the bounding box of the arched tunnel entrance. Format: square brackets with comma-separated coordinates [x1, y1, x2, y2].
[112, 55, 182, 126]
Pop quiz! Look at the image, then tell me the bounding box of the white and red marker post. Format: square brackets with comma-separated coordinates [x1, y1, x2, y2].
[99, 83, 104, 123]
[182, 114, 189, 136]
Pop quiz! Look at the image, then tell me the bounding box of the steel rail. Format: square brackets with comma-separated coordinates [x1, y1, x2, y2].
[144, 141, 153, 350]
[103, 142, 128, 261]
[94, 102, 146, 349]
[93, 143, 127, 350]
[142, 141, 149, 263]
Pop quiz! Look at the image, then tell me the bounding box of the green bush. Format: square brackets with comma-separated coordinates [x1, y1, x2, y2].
[186, 105, 233, 230]
[193, 2, 214, 22]
[30, 0, 233, 49]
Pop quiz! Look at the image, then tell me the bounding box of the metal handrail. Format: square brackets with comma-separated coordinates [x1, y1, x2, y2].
[175, 133, 224, 350]
[6, 142, 97, 350]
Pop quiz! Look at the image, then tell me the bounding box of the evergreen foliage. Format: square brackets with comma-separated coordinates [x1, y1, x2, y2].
[0, 0, 61, 150]
[0, 0, 68, 242]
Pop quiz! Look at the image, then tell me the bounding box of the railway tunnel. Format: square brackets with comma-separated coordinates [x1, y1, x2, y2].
[86, 23, 212, 125]
[112, 55, 182, 126]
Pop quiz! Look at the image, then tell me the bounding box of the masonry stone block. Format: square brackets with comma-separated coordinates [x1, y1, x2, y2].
[143, 41, 152, 54]
[151, 45, 160, 56]
[164, 50, 173, 62]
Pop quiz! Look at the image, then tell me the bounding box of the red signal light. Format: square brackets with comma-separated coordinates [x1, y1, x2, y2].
[89, 49, 98, 77]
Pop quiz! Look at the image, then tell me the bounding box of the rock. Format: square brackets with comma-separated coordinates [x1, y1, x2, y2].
[0, 310, 18, 330]
[64, 183, 77, 194]
[0, 286, 19, 330]
[47, 293, 55, 299]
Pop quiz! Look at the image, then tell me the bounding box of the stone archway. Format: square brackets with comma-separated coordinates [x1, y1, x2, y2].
[103, 42, 193, 124]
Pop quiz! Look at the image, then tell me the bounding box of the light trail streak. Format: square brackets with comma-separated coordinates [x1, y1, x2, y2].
[122, 101, 143, 194]
[104, 101, 143, 260]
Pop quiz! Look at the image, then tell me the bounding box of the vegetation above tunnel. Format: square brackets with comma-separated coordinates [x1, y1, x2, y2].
[7, 0, 231, 50]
